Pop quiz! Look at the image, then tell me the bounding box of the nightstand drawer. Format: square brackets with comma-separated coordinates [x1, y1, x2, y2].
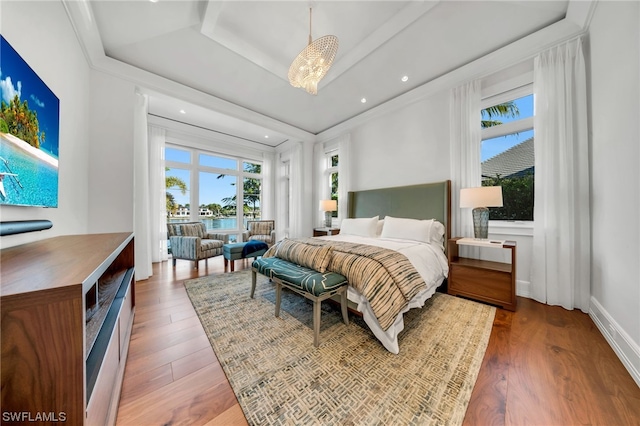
[449, 266, 512, 303]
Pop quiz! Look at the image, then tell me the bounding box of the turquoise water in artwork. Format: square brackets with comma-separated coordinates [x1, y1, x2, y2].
[0, 136, 58, 207]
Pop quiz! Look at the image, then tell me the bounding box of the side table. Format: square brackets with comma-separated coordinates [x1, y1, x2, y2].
[447, 237, 517, 311]
[313, 227, 340, 237]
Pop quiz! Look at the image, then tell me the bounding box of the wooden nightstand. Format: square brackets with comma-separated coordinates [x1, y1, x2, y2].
[313, 227, 340, 237]
[447, 237, 517, 311]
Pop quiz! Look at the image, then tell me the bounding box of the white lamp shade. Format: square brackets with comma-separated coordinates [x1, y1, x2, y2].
[460, 186, 503, 208]
[319, 199, 337, 212]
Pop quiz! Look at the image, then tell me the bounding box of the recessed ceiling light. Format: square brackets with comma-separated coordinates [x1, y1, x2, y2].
[401, 75, 409, 82]
[265, 135, 269, 139]
[361, 98, 367, 103]
[150, 0, 159, 3]
[179, 109, 186, 114]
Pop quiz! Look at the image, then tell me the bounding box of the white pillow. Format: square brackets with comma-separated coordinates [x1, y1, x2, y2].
[380, 216, 433, 243]
[340, 216, 379, 237]
[376, 220, 384, 236]
[431, 220, 446, 250]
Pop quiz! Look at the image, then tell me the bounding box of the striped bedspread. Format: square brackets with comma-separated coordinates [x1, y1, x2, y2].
[265, 237, 427, 331]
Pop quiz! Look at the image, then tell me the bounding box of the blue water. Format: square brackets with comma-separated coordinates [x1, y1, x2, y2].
[0, 137, 58, 207]
[168, 217, 257, 230]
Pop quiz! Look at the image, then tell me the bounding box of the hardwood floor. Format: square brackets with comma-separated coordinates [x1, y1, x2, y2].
[117, 258, 640, 425]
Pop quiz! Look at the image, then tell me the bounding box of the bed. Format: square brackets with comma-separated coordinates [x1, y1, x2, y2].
[329, 180, 452, 353]
[266, 180, 451, 354]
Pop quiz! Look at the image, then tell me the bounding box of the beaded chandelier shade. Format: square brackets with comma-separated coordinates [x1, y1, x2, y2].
[288, 8, 339, 95]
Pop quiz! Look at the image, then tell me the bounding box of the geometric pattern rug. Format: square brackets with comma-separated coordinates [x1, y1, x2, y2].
[184, 270, 496, 426]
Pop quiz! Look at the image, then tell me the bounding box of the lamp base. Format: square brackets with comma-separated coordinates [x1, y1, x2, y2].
[324, 211, 333, 228]
[471, 207, 490, 239]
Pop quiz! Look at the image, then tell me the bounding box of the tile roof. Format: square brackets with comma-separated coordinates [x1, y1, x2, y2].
[482, 137, 534, 179]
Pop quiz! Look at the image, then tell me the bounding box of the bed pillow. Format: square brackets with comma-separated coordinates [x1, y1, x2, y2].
[376, 220, 385, 236]
[274, 239, 333, 273]
[431, 220, 446, 250]
[380, 216, 433, 243]
[339, 216, 379, 238]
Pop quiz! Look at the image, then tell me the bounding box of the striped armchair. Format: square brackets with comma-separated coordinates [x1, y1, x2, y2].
[242, 220, 276, 247]
[167, 222, 229, 269]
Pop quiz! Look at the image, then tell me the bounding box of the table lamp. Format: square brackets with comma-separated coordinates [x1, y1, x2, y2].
[319, 199, 337, 227]
[460, 186, 503, 239]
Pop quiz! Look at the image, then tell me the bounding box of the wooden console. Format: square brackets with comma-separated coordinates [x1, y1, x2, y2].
[1, 233, 135, 425]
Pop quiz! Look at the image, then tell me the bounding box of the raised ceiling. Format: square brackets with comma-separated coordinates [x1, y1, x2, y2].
[70, 0, 570, 145]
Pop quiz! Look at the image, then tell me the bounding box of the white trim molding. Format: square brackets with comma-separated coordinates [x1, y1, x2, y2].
[590, 297, 640, 388]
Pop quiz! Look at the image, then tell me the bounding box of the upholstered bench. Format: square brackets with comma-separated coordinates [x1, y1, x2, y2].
[252, 256, 349, 347]
[223, 241, 268, 272]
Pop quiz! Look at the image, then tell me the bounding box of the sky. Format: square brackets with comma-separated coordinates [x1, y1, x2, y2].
[0, 35, 59, 158]
[481, 94, 533, 162]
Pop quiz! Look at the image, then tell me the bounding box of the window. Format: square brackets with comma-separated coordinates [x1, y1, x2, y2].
[165, 145, 262, 241]
[326, 152, 339, 218]
[481, 88, 534, 221]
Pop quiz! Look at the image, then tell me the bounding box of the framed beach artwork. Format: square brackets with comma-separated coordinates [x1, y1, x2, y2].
[0, 34, 59, 208]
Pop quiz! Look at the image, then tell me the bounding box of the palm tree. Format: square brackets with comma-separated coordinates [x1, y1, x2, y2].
[481, 101, 519, 128]
[166, 173, 187, 217]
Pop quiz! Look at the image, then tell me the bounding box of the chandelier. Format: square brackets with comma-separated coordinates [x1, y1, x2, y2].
[288, 8, 339, 95]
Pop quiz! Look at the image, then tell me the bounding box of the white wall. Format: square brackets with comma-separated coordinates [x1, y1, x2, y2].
[0, 1, 91, 248]
[87, 71, 136, 233]
[349, 90, 451, 191]
[587, 0, 640, 383]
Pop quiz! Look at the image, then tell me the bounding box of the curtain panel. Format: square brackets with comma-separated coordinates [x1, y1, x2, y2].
[531, 37, 590, 312]
[289, 141, 304, 238]
[449, 80, 482, 239]
[337, 134, 351, 223]
[148, 126, 167, 264]
[133, 92, 152, 280]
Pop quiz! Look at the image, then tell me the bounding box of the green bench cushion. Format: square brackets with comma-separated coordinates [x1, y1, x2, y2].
[252, 257, 347, 297]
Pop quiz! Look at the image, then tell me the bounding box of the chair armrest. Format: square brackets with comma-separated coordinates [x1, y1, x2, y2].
[205, 232, 229, 243]
[242, 230, 250, 242]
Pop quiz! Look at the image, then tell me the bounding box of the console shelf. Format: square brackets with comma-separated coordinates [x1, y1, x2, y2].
[1, 233, 135, 425]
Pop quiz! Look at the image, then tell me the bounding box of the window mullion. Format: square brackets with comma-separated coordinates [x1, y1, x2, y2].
[482, 116, 533, 140]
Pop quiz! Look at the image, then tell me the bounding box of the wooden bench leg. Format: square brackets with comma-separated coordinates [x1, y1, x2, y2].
[275, 282, 282, 317]
[251, 270, 257, 298]
[313, 299, 321, 347]
[340, 288, 349, 325]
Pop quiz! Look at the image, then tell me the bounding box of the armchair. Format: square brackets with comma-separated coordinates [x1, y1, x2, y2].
[242, 220, 276, 247]
[167, 222, 229, 269]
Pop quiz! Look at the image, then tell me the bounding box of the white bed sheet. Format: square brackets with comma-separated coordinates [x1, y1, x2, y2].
[317, 234, 449, 354]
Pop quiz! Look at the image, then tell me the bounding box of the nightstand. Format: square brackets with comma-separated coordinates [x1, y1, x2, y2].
[313, 227, 340, 237]
[447, 237, 516, 311]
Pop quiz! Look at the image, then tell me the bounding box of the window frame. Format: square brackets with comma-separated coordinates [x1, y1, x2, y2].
[480, 83, 534, 225]
[165, 143, 263, 237]
[325, 150, 339, 219]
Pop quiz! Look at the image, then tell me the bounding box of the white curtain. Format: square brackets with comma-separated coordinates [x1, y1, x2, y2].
[531, 37, 590, 312]
[449, 80, 482, 238]
[314, 142, 330, 227]
[261, 151, 276, 220]
[133, 92, 152, 280]
[289, 141, 304, 238]
[148, 126, 167, 263]
[337, 133, 351, 222]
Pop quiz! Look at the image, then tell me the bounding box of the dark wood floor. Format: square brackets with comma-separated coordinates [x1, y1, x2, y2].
[116, 257, 640, 425]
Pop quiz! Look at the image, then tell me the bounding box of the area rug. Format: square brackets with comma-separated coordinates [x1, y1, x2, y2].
[184, 270, 495, 426]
